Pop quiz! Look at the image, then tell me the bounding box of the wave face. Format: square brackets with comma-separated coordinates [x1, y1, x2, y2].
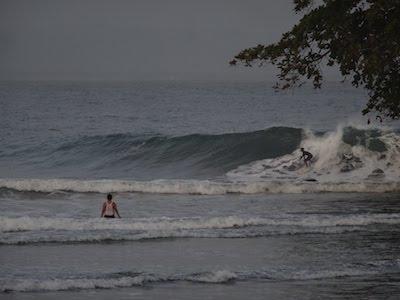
[0, 127, 303, 179]
[1, 213, 399, 244]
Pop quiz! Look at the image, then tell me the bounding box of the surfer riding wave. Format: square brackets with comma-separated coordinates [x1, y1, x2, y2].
[300, 148, 313, 167]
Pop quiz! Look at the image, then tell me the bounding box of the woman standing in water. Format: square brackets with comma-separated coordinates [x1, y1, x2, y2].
[101, 194, 121, 218]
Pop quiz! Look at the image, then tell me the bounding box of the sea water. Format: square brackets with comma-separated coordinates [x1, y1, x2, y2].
[1, 81, 400, 299]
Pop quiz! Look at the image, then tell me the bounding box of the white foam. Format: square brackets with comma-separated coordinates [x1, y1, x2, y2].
[188, 270, 237, 283]
[2, 265, 397, 292]
[1, 275, 157, 292]
[2, 214, 399, 233]
[0, 216, 267, 233]
[1, 178, 400, 195]
[1, 213, 399, 244]
[0, 270, 236, 292]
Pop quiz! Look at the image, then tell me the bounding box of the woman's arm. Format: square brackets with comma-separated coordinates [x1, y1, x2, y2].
[113, 203, 121, 218]
[101, 202, 106, 217]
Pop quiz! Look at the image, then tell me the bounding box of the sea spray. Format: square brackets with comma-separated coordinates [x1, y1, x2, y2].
[228, 125, 400, 183]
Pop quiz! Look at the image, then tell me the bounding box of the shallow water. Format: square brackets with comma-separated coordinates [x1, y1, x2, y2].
[1, 81, 400, 299]
[1, 192, 400, 298]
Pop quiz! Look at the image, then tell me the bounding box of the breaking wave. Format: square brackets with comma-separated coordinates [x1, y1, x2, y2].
[1, 214, 399, 244]
[1, 125, 400, 190]
[227, 125, 400, 183]
[0, 178, 400, 195]
[2, 264, 400, 292]
[0, 270, 237, 292]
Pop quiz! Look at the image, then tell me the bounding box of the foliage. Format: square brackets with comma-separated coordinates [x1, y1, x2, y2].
[230, 0, 400, 119]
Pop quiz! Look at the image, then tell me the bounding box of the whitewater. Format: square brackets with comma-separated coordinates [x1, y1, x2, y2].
[1, 81, 400, 299]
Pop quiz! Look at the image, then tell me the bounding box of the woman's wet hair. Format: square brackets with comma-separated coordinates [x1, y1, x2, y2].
[107, 194, 112, 200]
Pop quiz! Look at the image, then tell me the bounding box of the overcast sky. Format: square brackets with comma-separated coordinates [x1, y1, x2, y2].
[0, 0, 308, 81]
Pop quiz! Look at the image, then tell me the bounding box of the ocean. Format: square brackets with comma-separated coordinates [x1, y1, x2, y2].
[1, 81, 400, 299]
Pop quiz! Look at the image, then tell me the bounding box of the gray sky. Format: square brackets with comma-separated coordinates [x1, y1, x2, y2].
[0, 0, 306, 81]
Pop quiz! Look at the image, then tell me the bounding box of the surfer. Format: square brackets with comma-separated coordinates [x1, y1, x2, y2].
[300, 148, 313, 167]
[101, 194, 121, 218]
